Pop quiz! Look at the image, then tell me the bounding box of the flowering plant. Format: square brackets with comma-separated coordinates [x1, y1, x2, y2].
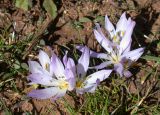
[27, 46, 112, 100]
[27, 12, 144, 101]
[74, 46, 112, 94]
[77, 12, 144, 77]
[27, 50, 75, 100]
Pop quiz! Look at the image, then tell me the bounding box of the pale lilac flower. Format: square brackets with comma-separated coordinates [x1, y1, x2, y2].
[77, 12, 144, 77]
[74, 46, 112, 94]
[27, 50, 75, 100]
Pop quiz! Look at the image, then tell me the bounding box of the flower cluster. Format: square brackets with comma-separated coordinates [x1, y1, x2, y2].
[28, 46, 112, 100]
[77, 12, 144, 77]
[27, 12, 144, 100]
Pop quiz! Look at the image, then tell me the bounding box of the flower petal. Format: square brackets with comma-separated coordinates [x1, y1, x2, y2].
[77, 46, 89, 77]
[66, 58, 76, 76]
[62, 52, 76, 76]
[94, 29, 113, 53]
[28, 61, 43, 74]
[90, 52, 109, 59]
[114, 63, 124, 77]
[84, 69, 112, 85]
[95, 23, 112, 45]
[77, 70, 112, 94]
[94, 23, 113, 51]
[28, 87, 65, 99]
[119, 21, 136, 53]
[76, 85, 97, 94]
[84, 85, 97, 93]
[89, 61, 112, 69]
[121, 47, 144, 61]
[123, 39, 132, 54]
[116, 12, 128, 33]
[50, 52, 65, 77]
[38, 50, 50, 70]
[51, 89, 66, 101]
[105, 15, 116, 38]
[28, 73, 58, 86]
[76, 45, 109, 59]
[64, 68, 75, 91]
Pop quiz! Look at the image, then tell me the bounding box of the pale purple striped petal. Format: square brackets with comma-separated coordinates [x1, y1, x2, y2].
[84, 70, 112, 85]
[62, 52, 76, 76]
[65, 68, 75, 91]
[95, 23, 112, 49]
[28, 61, 43, 74]
[116, 12, 128, 33]
[81, 85, 97, 94]
[76, 45, 109, 59]
[77, 70, 112, 94]
[27, 87, 64, 99]
[122, 39, 132, 54]
[114, 63, 124, 77]
[28, 73, 58, 86]
[94, 29, 112, 53]
[121, 47, 144, 61]
[76, 85, 97, 94]
[66, 58, 76, 76]
[84, 85, 97, 93]
[76, 45, 85, 52]
[51, 89, 66, 101]
[77, 46, 89, 77]
[89, 61, 112, 69]
[38, 50, 50, 70]
[50, 52, 65, 77]
[90, 52, 109, 59]
[119, 21, 136, 53]
[105, 15, 116, 38]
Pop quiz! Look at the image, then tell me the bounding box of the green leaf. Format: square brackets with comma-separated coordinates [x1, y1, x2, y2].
[94, 16, 104, 23]
[13, 60, 20, 69]
[39, 39, 46, 46]
[79, 17, 91, 23]
[15, 0, 29, 11]
[141, 55, 160, 62]
[43, 0, 57, 19]
[21, 63, 29, 70]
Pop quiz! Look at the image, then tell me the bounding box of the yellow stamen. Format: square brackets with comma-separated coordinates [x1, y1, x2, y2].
[32, 84, 39, 89]
[121, 31, 125, 37]
[111, 54, 120, 64]
[45, 63, 50, 71]
[76, 81, 83, 88]
[113, 35, 117, 42]
[59, 80, 69, 89]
